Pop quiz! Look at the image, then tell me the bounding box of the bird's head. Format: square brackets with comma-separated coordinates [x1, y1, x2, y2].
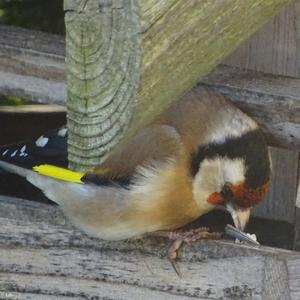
[191, 129, 271, 231]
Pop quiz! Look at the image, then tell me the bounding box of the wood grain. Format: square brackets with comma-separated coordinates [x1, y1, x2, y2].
[225, 2, 299, 77]
[1, 25, 300, 150]
[0, 25, 65, 104]
[297, 179, 300, 209]
[201, 65, 300, 150]
[0, 105, 65, 114]
[296, 0, 300, 88]
[294, 161, 300, 251]
[295, 208, 300, 251]
[0, 195, 299, 299]
[64, 0, 291, 170]
[253, 147, 298, 223]
[65, 0, 142, 169]
[287, 257, 300, 299]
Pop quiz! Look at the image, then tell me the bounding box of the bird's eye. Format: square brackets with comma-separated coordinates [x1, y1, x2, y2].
[221, 183, 233, 198]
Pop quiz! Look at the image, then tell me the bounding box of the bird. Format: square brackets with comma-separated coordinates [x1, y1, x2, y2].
[0, 87, 271, 252]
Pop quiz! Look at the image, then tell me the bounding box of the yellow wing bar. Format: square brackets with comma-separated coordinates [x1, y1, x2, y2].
[33, 164, 84, 183]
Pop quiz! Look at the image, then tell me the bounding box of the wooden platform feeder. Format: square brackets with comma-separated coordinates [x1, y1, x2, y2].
[0, 0, 300, 299]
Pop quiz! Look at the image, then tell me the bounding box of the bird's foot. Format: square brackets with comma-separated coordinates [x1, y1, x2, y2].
[152, 227, 222, 277]
[165, 227, 222, 259]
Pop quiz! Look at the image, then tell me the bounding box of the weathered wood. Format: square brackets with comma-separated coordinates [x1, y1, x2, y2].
[1, 25, 300, 150]
[286, 256, 300, 299]
[295, 208, 300, 251]
[0, 195, 299, 299]
[0, 274, 195, 300]
[253, 147, 299, 223]
[0, 25, 66, 104]
[295, 170, 300, 251]
[201, 65, 300, 149]
[296, 1, 300, 76]
[0, 104, 65, 114]
[297, 178, 300, 210]
[225, 2, 299, 77]
[64, 0, 291, 170]
[64, 0, 142, 170]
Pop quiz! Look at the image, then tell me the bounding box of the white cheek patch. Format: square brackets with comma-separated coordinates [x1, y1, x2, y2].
[222, 158, 246, 184]
[192, 159, 222, 211]
[192, 157, 246, 209]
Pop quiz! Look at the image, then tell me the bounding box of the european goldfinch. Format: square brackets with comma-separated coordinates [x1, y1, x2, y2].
[0, 87, 271, 243]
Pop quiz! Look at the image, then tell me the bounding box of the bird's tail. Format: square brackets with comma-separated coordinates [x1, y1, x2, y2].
[0, 160, 32, 178]
[0, 160, 78, 205]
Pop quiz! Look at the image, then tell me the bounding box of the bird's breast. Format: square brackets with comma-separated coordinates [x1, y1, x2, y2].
[63, 157, 211, 241]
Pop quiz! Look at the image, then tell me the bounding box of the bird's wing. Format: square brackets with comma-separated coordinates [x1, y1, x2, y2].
[93, 124, 182, 179]
[0, 123, 181, 189]
[0, 126, 68, 169]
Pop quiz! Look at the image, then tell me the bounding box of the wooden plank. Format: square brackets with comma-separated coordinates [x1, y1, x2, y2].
[0, 273, 195, 300]
[225, 2, 299, 77]
[295, 208, 300, 251]
[296, 177, 300, 210]
[0, 195, 299, 299]
[201, 65, 300, 150]
[0, 291, 71, 300]
[294, 0, 300, 77]
[253, 147, 299, 223]
[0, 104, 65, 114]
[0, 70, 66, 105]
[0, 25, 65, 104]
[294, 161, 300, 250]
[0, 25, 64, 57]
[286, 257, 300, 299]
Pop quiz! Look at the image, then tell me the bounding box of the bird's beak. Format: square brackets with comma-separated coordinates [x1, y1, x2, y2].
[226, 203, 251, 231]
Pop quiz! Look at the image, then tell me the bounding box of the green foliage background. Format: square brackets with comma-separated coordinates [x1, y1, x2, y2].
[0, 0, 64, 34]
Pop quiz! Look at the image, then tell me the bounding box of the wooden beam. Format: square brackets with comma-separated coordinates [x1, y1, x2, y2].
[295, 0, 300, 76]
[225, 2, 299, 77]
[201, 65, 300, 149]
[64, 0, 291, 170]
[295, 158, 300, 251]
[253, 147, 299, 223]
[0, 104, 65, 114]
[297, 178, 300, 213]
[0, 195, 299, 299]
[1, 25, 300, 150]
[295, 210, 300, 251]
[0, 25, 66, 104]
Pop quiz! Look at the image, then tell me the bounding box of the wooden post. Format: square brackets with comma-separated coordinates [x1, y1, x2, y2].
[64, 0, 291, 170]
[1, 26, 300, 149]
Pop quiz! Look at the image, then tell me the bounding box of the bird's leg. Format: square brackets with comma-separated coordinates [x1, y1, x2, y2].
[162, 227, 222, 259]
[151, 227, 222, 276]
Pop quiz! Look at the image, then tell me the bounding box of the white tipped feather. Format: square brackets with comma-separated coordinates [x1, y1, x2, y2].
[0, 160, 91, 205]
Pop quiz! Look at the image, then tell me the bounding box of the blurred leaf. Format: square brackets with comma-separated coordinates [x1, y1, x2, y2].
[0, 95, 26, 106]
